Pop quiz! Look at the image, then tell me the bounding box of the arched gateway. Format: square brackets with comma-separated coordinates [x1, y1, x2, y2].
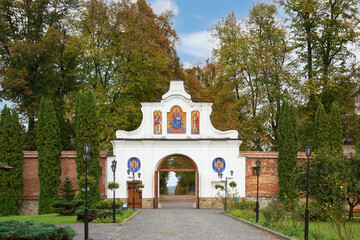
[107, 80, 245, 208]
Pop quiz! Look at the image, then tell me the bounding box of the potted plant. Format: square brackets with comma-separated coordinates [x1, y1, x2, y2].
[136, 183, 144, 189]
[107, 182, 119, 191]
[215, 184, 224, 190]
[78, 175, 97, 191]
[229, 181, 237, 188]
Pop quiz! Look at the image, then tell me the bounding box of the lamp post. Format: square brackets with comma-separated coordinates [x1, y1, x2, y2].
[218, 170, 234, 211]
[111, 159, 117, 223]
[304, 144, 312, 240]
[83, 143, 91, 240]
[127, 169, 141, 211]
[255, 160, 261, 223]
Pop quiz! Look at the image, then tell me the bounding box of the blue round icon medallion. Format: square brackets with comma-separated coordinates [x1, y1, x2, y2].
[127, 157, 141, 173]
[212, 157, 226, 173]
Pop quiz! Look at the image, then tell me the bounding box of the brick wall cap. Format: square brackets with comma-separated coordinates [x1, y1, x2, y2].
[23, 150, 109, 158]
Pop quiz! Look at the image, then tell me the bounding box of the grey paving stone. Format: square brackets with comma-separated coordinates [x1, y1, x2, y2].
[61, 209, 278, 240]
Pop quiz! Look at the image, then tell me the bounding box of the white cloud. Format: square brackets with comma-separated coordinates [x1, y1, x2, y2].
[150, 0, 179, 15]
[178, 31, 218, 63]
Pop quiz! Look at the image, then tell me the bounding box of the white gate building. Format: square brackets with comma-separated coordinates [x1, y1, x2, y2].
[106, 80, 245, 208]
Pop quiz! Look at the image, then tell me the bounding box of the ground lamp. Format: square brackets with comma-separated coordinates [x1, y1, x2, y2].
[255, 160, 261, 223]
[127, 170, 141, 210]
[83, 143, 91, 240]
[218, 170, 234, 211]
[111, 159, 117, 223]
[304, 144, 312, 240]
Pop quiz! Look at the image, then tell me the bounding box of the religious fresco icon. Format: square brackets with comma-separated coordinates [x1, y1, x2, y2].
[191, 111, 200, 134]
[167, 106, 186, 134]
[153, 111, 162, 135]
[127, 157, 141, 173]
[212, 157, 226, 173]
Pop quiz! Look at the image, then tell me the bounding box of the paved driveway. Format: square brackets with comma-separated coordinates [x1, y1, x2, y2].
[66, 209, 278, 240]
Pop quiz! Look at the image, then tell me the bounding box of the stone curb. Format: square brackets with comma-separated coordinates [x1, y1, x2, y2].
[221, 212, 296, 240]
[120, 210, 140, 225]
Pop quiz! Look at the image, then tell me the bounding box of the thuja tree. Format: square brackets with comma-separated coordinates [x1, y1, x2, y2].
[278, 100, 298, 204]
[36, 98, 62, 214]
[75, 91, 100, 205]
[328, 102, 342, 153]
[313, 103, 329, 152]
[0, 106, 24, 215]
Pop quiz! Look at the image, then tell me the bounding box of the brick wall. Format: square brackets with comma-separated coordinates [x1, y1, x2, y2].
[22, 151, 108, 201]
[241, 151, 308, 198]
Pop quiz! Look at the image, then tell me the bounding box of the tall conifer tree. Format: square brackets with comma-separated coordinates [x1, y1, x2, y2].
[0, 106, 24, 215]
[313, 103, 329, 152]
[328, 102, 342, 153]
[278, 100, 298, 203]
[75, 91, 100, 205]
[37, 98, 62, 214]
[356, 116, 360, 155]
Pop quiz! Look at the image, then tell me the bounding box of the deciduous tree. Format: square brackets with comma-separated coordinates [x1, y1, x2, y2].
[0, 0, 81, 150]
[211, 3, 297, 150]
[73, 0, 178, 149]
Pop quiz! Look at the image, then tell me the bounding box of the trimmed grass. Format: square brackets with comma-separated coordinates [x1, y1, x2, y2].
[227, 209, 360, 240]
[0, 214, 78, 224]
[0, 210, 137, 224]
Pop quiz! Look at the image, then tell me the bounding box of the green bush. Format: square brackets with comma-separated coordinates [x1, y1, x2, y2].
[0, 220, 75, 240]
[90, 199, 122, 210]
[263, 201, 286, 227]
[75, 209, 123, 222]
[233, 200, 256, 211]
[52, 199, 84, 215]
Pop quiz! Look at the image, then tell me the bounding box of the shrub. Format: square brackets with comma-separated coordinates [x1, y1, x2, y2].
[75, 209, 123, 222]
[59, 176, 77, 201]
[52, 199, 84, 215]
[233, 200, 256, 211]
[263, 201, 286, 227]
[0, 220, 75, 240]
[90, 199, 122, 210]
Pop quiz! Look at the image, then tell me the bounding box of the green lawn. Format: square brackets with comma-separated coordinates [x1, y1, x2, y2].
[0, 210, 137, 224]
[227, 209, 360, 240]
[0, 214, 78, 224]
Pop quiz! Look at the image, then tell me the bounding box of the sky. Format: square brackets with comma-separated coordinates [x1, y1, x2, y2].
[148, 0, 258, 67]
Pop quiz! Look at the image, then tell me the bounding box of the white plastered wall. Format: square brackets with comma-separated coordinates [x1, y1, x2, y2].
[106, 80, 245, 205]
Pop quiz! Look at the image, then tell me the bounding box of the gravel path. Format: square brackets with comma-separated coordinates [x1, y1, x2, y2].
[62, 209, 278, 240]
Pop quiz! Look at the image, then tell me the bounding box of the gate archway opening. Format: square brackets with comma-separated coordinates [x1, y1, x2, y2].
[154, 154, 199, 209]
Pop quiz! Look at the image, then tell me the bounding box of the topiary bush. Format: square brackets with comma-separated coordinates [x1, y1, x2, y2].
[90, 199, 122, 210]
[75, 209, 123, 222]
[52, 199, 84, 215]
[0, 220, 75, 240]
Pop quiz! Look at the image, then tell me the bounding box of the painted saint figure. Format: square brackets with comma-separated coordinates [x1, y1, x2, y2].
[192, 111, 199, 134]
[170, 108, 183, 131]
[154, 111, 162, 134]
[167, 106, 186, 134]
